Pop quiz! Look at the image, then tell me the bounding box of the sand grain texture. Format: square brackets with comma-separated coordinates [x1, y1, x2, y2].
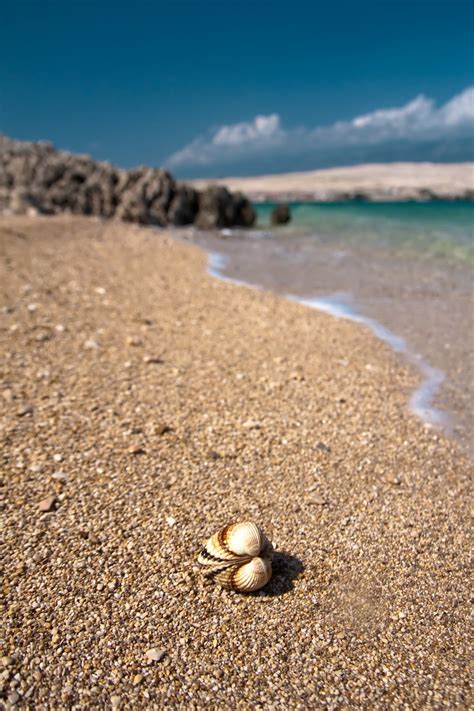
[0, 217, 472, 708]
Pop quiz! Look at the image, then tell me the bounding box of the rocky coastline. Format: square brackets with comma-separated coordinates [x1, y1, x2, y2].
[0, 135, 255, 228]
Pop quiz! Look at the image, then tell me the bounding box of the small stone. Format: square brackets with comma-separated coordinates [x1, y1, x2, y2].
[289, 371, 305, 381]
[242, 419, 261, 430]
[55, 323, 65, 332]
[208, 450, 220, 460]
[84, 339, 100, 350]
[95, 287, 106, 295]
[145, 648, 166, 663]
[143, 355, 163, 364]
[166, 516, 176, 527]
[3, 388, 14, 402]
[17, 404, 33, 417]
[53, 453, 63, 462]
[8, 691, 20, 704]
[126, 336, 142, 347]
[110, 695, 121, 708]
[27, 302, 39, 312]
[38, 495, 57, 512]
[316, 441, 331, 453]
[133, 674, 143, 686]
[306, 494, 327, 506]
[1, 656, 14, 667]
[127, 444, 145, 455]
[156, 423, 171, 435]
[36, 332, 51, 342]
[51, 471, 68, 483]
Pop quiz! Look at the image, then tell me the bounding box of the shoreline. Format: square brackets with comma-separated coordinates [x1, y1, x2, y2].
[206, 252, 447, 428]
[1, 215, 472, 707]
[208, 251, 451, 438]
[190, 222, 473, 453]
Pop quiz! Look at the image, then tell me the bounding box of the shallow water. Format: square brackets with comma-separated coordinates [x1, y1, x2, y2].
[254, 201, 474, 263]
[184, 202, 474, 452]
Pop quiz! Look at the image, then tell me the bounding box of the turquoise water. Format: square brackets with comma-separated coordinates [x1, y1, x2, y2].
[255, 202, 474, 263]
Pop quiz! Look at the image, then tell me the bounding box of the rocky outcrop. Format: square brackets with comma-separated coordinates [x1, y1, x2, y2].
[195, 186, 256, 229]
[270, 203, 291, 225]
[0, 134, 256, 228]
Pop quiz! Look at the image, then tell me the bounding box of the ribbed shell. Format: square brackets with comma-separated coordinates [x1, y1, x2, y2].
[197, 521, 273, 593]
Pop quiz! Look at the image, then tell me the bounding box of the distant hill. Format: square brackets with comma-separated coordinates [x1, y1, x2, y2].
[192, 162, 474, 202]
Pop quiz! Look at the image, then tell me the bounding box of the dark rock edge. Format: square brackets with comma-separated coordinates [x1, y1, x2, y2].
[0, 134, 256, 229]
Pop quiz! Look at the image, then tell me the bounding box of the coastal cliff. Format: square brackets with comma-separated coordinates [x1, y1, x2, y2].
[0, 135, 255, 228]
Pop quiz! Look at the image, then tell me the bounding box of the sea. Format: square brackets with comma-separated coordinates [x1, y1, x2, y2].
[185, 201, 474, 452]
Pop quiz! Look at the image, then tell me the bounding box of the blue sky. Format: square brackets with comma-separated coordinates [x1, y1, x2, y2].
[1, 0, 473, 177]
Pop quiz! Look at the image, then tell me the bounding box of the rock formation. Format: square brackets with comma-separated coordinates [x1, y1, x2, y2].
[0, 134, 256, 228]
[270, 203, 291, 225]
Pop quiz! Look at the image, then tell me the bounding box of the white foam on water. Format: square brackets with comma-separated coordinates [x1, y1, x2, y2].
[208, 252, 264, 290]
[207, 251, 447, 429]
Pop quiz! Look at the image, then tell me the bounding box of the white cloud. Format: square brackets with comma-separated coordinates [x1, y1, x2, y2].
[213, 113, 282, 146]
[439, 86, 474, 125]
[167, 113, 284, 167]
[166, 86, 474, 170]
[344, 95, 433, 135]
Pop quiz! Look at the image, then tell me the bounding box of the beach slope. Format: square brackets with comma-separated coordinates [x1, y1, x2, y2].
[1, 216, 471, 707]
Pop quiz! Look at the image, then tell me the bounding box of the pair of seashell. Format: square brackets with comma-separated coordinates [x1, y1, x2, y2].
[197, 521, 273, 592]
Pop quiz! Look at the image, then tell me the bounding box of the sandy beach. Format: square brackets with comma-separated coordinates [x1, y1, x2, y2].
[192, 162, 474, 201]
[1, 216, 472, 708]
[191, 220, 474, 453]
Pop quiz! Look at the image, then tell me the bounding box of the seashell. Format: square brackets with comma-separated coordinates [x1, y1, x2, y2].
[197, 521, 273, 592]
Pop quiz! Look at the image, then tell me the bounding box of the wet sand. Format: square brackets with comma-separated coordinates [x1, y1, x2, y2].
[1, 216, 472, 708]
[190, 229, 474, 453]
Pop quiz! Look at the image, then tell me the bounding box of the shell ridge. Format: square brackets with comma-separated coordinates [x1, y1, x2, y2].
[197, 521, 274, 593]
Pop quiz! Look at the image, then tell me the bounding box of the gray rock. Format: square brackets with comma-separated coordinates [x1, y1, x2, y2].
[8, 189, 40, 216]
[271, 203, 291, 225]
[168, 185, 199, 225]
[196, 185, 255, 229]
[195, 186, 232, 229]
[0, 133, 256, 229]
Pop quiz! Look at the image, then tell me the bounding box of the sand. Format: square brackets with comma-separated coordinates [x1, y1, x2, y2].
[1, 216, 472, 708]
[191, 162, 474, 200]
[191, 228, 474, 453]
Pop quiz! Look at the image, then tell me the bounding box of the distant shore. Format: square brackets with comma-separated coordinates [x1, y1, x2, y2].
[192, 162, 474, 202]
